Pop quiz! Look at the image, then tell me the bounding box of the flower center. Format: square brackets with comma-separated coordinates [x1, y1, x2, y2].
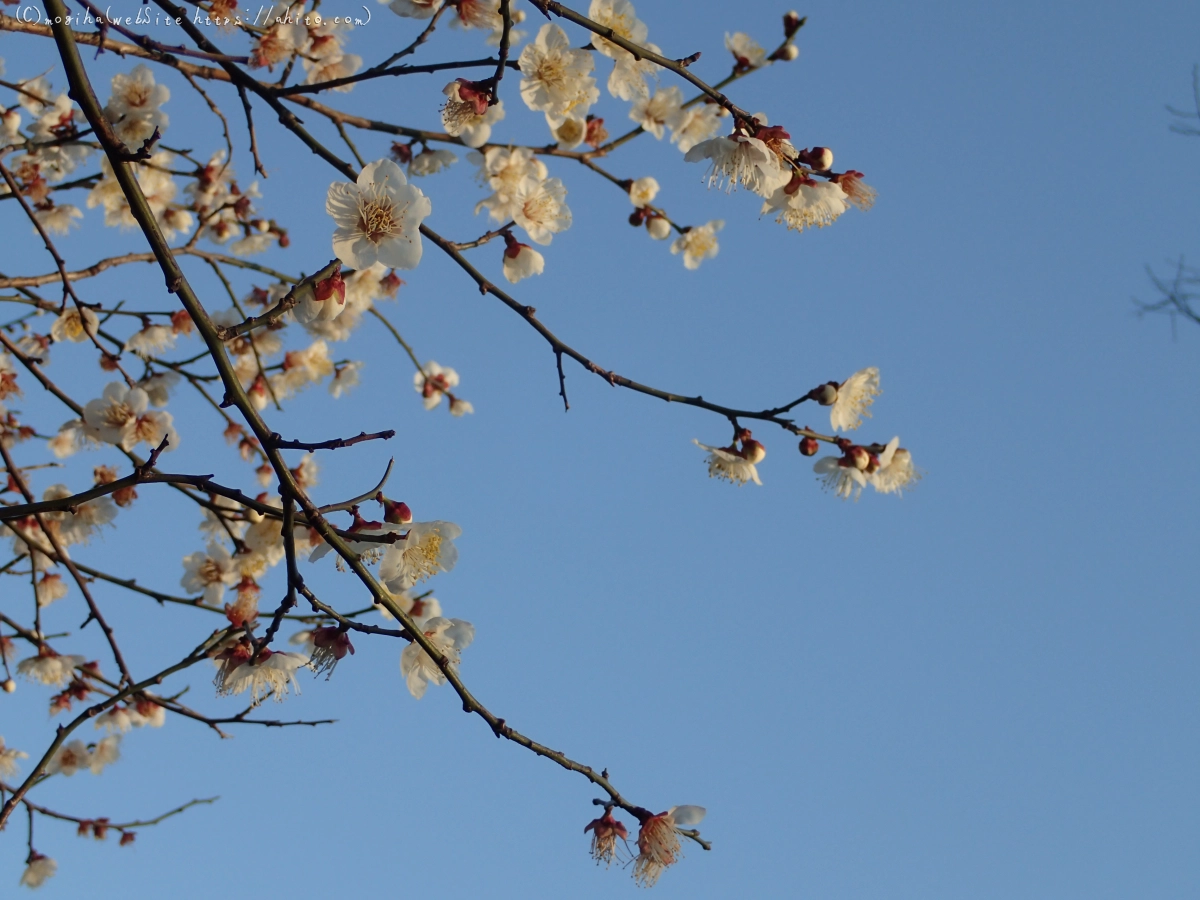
[358, 196, 404, 244]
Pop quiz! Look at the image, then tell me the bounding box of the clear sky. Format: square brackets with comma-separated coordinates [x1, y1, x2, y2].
[1, 0, 1198, 897]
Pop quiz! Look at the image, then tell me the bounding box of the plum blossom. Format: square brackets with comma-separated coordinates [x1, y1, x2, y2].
[0, 737, 29, 778]
[511, 177, 572, 245]
[414, 361, 460, 410]
[408, 148, 459, 178]
[588, 0, 648, 59]
[585, 811, 629, 867]
[219, 649, 309, 705]
[519, 24, 599, 119]
[472, 146, 547, 222]
[123, 324, 176, 359]
[181, 542, 240, 605]
[400, 616, 474, 699]
[870, 437, 920, 496]
[762, 176, 850, 231]
[330, 361, 362, 397]
[725, 32, 766, 69]
[693, 430, 765, 486]
[629, 86, 682, 140]
[47, 418, 101, 458]
[628, 176, 659, 208]
[104, 64, 169, 147]
[50, 307, 97, 344]
[36, 572, 68, 607]
[818, 366, 881, 432]
[82, 382, 178, 452]
[46, 739, 93, 776]
[671, 220, 723, 270]
[442, 80, 503, 149]
[669, 102, 725, 153]
[685, 131, 793, 196]
[19, 854, 56, 889]
[813, 444, 871, 500]
[502, 233, 545, 284]
[388, 0, 443, 17]
[33, 202, 82, 236]
[17, 649, 86, 687]
[634, 805, 706, 887]
[327, 159, 431, 270]
[379, 520, 462, 591]
[291, 269, 347, 327]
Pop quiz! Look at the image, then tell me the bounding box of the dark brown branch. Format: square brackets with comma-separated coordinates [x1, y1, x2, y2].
[266, 430, 396, 452]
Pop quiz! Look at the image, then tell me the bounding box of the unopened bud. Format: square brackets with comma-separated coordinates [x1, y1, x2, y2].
[798, 146, 834, 171]
[798, 436, 819, 456]
[740, 438, 766, 464]
[811, 382, 838, 406]
[646, 216, 672, 240]
[770, 43, 800, 62]
[628, 208, 648, 227]
[99, 353, 119, 371]
[2, 678, 15, 693]
[378, 494, 412, 525]
[783, 10, 805, 37]
[847, 446, 870, 470]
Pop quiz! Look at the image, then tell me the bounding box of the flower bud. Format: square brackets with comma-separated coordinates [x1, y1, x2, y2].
[2, 678, 15, 693]
[798, 146, 834, 171]
[846, 445, 870, 470]
[646, 216, 672, 240]
[798, 436, 819, 456]
[811, 382, 838, 405]
[770, 43, 800, 62]
[378, 494, 412, 525]
[783, 10, 805, 37]
[740, 438, 766, 464]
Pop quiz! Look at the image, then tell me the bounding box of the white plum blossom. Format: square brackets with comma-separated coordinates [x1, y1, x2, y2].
[123, 324, 176, 359]
[588, 0, 648, 59]
[826, 367, 881, 432]
[449, 396, 475, 416]
[379, 520, 462, 591]
[546, 113, 588, 150]
[36, 572, 68, 607]
[400, 616, 474, 699]
[291, 270, 347, 327]
[181, 542, 240, 604]
[630, 86, 683, 140]
[685, 133, 792, 196]
[408, 147, 458, 178]
[502, 234, 545, 284]
[33, 203, 82, 236]
[472, 146, 547, 222]
[669, 102, 725, 153]
[46, 739, 92, 776]
[725, 32, 766, 69]
[414, 361, 459, 410]
[634, 805, 706, 888]
[327, 159, 431, 270]
[83, 382, 178, 452]
[220, 650, 309, 704]
[671, 220, 723, 270]
[441, 80, 503, 149]
[0, 737, 29, 778]
[388, 0, 443, 17]
[519, 24, 599, 119]
[511, 177, 572, 245]
[19, 854, 56, 889]
[104, 64, 169, 147]
[50, 307, 97, 344]
[250, 18, 307, 69]
[48, 418, 101, 458]
[814, 446, 871, 500]
[693, 436, 764, 486]
[330, 361, 363, 397]
[870, 437, 920, 495]
[761, 177, 850, 231]
[17, 651, 86, 687]
[608, 47, 660, 101]
[628, 176, 659, 208]
[140, 372, 181, 407]
[88, 734, 121, 774]
[460, 99, 505, 148]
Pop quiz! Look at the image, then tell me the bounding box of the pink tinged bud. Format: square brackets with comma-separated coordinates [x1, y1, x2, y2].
[314, 269, 346, 306]
[454, 78, 492, 115]
[502, 231, 527, 259]
[846, 445, 870, 470]
[798, 436, 819, 456]
[379, 495, 413, 525]
[783, 10, 805, 37]
[740, 438, 766, 463]
[812, 383, 838, 406]
[798, 146, 833, 171]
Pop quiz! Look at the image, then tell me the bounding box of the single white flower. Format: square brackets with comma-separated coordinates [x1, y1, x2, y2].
[671, 220, 723, 270]
[725, 32, 766, 69]
[693, 436, 764, 486]
[291, 270, 347, 326]
[33, 203, 82, 236]
[139, 371, 180, 407]
[250, 19, 307, 69]
[35, 572, 68, 607]
[88, 734, 121, 774]
[518, 23, 599, 119]
[82, 382, 178, 451]
[630, 86, 682, 140]
[104, 64, 169, 146]
[0, 737, 29, 778]
[400, 616, 474, 699]
[19, 854, 56, 889]
[17, 651, 86, 687]
[330, 361, 362, 397]
[685, 134, 791, 196]
[628, 176, 659, 208]
[761, 178, 850, 231]
[502, 234, 545, 283]
[181, 542, 240, 605]
[413, 361, 459, 410]
[123, 324, 176, 359]
[823, 367, 881, 432]
[220, 650, 309, 705]
[379, 520, 462, 591]
[546, 113, 588, 150]
[327, 159, 431, 270]
[409, 147, 458, 178]
[669, 102, 725, 153]
[388, 0, 443, 17]
[634, 805, 706, 888]
[449, 396, 475, 416]
[50, 307, 98, 344]
[607, 45, 660, 101]
[813, 453, 869, 500]
[48, 418, 101, 459]
[472, 147, 548, 222]
[588, 0, 648, 59]
[511, 177, 572, 245]
[46, 738, 92, 776]
[870, 437, 920, 496]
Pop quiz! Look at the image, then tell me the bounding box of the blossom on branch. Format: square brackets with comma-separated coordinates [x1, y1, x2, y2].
[400, 616, 474, 699]
[671, 220, 723, 270]
[327, 159, 431, 271]
[693, 429, 766, 486]
[519, 24, 599, 120]
[502, 232, 545, 283]
[379, 519, 462, 591]
[633, 805, 706, 887]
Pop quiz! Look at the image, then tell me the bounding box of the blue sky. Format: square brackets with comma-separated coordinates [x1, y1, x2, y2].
[1, 0, 1198, 897]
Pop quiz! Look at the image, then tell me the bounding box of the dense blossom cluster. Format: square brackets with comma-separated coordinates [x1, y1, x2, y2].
[0, 0, 914, 890]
